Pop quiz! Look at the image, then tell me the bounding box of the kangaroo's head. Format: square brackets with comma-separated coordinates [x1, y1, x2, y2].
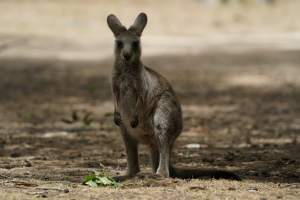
[107, 13, 147, 65]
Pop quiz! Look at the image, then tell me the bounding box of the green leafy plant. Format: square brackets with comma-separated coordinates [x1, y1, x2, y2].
[83, 172, 120, 188]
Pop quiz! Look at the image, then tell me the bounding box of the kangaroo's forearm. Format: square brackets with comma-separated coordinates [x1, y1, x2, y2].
[113, 94, 140, 128]
[113, 91, 122, 126]
[130, 95, 142, 128]
[114, 109, 122, 126]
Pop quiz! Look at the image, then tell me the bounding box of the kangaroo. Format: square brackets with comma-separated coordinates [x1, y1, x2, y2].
[107, 13, 240, 181]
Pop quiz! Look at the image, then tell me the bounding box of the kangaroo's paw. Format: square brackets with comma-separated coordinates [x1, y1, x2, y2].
[114, 112, 122, 126]
[130, 115, 139, 128]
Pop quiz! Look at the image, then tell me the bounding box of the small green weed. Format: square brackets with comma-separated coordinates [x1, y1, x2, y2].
[83, 172, 120, 188]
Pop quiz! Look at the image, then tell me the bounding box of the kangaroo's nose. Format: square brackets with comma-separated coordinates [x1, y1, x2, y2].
[123, 52, 131, 60]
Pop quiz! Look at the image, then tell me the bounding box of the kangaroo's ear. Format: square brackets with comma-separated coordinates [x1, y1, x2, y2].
[107, 14, 126, 36]
[129, 12, 147, 36]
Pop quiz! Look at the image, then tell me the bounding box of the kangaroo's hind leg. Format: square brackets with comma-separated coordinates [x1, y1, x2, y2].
[150, 146, 159, 173]
[152, 110, 174, 177]
[152, 95, 182, 178]
[156, 138, 171, 178]
[114, 126, 140, 182]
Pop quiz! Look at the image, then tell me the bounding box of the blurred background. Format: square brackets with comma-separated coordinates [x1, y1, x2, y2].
[1, 0, 300, 59]
[0, 1, 299, 198]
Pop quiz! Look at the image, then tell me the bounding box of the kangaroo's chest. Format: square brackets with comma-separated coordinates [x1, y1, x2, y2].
[114, 72, 155, 144]
[116, 75, 138, 113]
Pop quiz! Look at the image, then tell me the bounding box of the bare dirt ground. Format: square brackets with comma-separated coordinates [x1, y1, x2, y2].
[0, 50, 299, 199]
[0, 0, 299, 199]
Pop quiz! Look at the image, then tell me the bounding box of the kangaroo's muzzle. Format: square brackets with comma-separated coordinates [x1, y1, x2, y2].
[123, 52, 132, 61]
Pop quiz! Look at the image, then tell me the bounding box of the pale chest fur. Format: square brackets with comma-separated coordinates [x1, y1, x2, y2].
[114, 69, 158, 144]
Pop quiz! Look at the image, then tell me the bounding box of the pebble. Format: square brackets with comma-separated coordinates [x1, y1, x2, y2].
[248, 187, 258, 193]
[185, 143, 201, 149]
[64, 188, 70, 193]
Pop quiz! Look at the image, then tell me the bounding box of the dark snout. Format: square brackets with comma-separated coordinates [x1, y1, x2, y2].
[123, 52, 132, 61]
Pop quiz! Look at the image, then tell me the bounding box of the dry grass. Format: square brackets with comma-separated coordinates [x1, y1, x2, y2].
[0, 178, 299, 200]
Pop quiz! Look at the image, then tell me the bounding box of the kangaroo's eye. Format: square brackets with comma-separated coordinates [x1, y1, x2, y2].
[116, 41, 123, 49]
[132, 41, 139, 49]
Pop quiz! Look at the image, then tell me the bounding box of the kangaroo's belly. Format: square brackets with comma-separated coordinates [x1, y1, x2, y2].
[128, 126, 152, 144]
[121, 115, 154, 144]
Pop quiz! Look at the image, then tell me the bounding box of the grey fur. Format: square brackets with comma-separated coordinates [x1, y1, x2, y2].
[108, 12, 182, 178]
[107, 14, 126, 36]
[107, 13, 240, 181]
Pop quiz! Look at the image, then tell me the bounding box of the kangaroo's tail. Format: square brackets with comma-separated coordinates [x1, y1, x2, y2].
[169, 165, 241, 181]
